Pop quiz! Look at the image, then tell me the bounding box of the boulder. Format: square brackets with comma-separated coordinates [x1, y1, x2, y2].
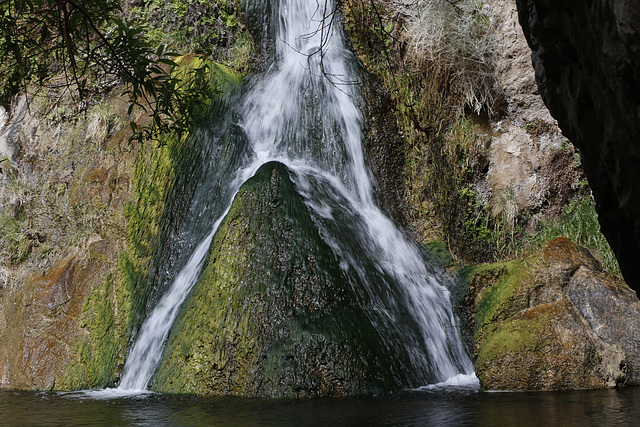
[460, 237, 640, 390]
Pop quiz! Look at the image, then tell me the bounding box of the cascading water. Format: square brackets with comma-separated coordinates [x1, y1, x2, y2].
[118, 0, 475, 391]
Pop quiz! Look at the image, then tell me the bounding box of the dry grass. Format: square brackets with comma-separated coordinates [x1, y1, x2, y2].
[388, 0, 495, 114]
[0, 265, 8, 287]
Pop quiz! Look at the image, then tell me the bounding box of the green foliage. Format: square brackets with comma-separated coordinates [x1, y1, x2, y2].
[457, 186, 521, 260]
[0, 0, 217, 142]
[0, 0, 114, 102]
[528, 195, 621, 277]
[125, 0, 239, 57]
[346, 0, 494, 115]
[227, 33, 253, 74]
[344, 0, 395, 70]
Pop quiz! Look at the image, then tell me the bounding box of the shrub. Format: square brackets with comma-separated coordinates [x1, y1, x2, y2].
[389, 0, 495, 114]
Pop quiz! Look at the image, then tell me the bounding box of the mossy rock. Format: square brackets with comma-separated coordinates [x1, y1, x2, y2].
[460, 238, 640, 391]
[423, 241, 455, 269]
[51, 62, 242, 390]
[153, 161, 406, 397]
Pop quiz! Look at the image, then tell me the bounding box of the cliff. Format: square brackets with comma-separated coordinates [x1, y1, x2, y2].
[516, 0, 640, 292]
[0, 0, 637, 395]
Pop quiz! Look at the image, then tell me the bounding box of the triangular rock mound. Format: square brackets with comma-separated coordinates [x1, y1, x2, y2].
[153, 161, 406, 397]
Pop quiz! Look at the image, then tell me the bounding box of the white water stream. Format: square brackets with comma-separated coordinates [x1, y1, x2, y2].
[118, 0, 475, 392]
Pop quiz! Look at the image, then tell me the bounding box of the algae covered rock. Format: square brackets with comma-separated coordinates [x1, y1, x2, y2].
[0, 57, 243, 390]
[460, 237, 640, 391]
[153, 161, 402, 397]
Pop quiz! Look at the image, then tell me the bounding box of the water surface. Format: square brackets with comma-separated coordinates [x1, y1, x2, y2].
[1, 387, 638, 426]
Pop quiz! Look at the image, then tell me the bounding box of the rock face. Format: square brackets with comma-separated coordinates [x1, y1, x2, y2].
[460, 238, 640, 391]
[153, 161, 409, 397]
[516, 0, 640, 292]
[0, 99, 24, 162]
[0, 91, 138, 389]
[485, 0, 583, 220]
[0, 242, 124, 389]
[0, 61, 241, 390]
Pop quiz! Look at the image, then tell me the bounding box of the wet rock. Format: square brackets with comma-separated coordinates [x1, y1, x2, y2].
[0, 58, 242, 391]
[153, 161, 408, 397]
[36, 255, 77, 309]
[423, 241, 456, 270]
[516, 0, 640, 292]
[461, 237, 640, 390]
[361, 77, 407, 226]
[0, 240, 122, 389]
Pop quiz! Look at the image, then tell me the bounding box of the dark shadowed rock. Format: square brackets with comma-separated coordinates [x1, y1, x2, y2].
[516, 0, 640, 292]
[152, 161, 412, 397]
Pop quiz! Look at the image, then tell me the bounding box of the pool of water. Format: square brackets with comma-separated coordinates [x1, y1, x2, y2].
[1, 386, 638, 426]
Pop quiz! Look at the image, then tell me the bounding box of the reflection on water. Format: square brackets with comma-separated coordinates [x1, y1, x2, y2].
[0, 387, 639, 426]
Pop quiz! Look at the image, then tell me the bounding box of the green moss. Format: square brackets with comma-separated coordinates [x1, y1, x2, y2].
[475, 317, 544, 369]
[454, 255, 546, 370]
[120, 60, 241, 335]
[57, 275, 122, 389]
[55, 62, 241, 390]
[472, 260, 524, 334]
[55, 126, 181, 389]
[153, 162, 407, 397]
[423, 241, 455, 269]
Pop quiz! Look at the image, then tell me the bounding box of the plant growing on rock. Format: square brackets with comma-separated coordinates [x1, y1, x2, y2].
[528, 195, 621, 277]
[344, 0, 503, 262]
[389, 0, 495, 114]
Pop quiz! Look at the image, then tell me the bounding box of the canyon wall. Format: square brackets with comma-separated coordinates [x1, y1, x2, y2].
[516, 0, 640, 292]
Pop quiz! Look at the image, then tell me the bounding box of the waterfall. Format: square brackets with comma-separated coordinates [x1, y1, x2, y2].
[118, 0, 474, 391]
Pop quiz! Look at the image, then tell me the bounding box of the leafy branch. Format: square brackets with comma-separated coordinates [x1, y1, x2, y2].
[0, 0, 214, 141]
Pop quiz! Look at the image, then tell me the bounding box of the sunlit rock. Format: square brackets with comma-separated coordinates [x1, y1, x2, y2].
[460, 237, 640, 390]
